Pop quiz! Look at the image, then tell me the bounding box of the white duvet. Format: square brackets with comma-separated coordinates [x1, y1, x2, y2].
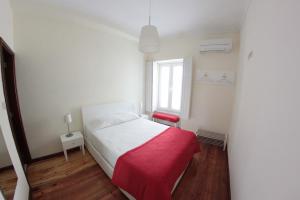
[87, 118, 169, 167]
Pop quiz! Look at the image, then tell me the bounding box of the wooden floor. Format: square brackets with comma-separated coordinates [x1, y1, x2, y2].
[173, 143, 230, 200]
[0, 167, 17, 200]
[28, 142, 230, 200]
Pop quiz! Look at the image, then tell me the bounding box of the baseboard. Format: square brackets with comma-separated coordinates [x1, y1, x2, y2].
[30, 147, 80, 163]
[0, 165, 14, 172]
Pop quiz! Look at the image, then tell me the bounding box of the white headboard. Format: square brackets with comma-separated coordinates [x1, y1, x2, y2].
[81, 102, 137, 135]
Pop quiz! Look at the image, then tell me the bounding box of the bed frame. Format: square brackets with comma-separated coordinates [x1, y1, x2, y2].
[85, 133, 135, 199]
[81, 102, 186, 199]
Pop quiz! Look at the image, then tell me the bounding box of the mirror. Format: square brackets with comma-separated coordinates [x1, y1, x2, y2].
[0, 129, 17, 200]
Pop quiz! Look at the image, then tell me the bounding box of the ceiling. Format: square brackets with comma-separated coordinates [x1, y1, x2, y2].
[13, 0, 249, 38]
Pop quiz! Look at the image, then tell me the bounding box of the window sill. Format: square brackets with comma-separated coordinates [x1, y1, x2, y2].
[154, 109, 181, 116]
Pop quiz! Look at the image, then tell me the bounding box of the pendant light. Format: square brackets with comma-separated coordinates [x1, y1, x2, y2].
[139, 0, 160, 53]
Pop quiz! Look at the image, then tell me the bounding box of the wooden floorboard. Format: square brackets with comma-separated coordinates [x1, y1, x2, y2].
[173, 143, 230, 200]
[0, 168, 17, 200]
[27, 149, 97, 189]
[29, 141, 230, 200]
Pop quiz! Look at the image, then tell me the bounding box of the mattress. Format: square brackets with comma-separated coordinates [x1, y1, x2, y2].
[87, 118, 169, 167]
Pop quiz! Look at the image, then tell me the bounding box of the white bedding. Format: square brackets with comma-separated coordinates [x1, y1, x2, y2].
[87, 118, 169, 167]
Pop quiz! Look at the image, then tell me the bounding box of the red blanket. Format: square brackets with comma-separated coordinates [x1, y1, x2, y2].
[112, 127, 200, 200]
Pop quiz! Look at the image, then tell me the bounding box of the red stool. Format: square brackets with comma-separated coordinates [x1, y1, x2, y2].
[152, 112, 181, 128]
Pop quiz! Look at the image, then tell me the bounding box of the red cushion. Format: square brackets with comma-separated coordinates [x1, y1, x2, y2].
[152, 112, 180, 123]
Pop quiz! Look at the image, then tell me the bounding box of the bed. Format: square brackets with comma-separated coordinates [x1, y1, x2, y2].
[81, 102, 198, 200]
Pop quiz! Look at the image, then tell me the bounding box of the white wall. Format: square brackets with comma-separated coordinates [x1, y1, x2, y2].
[229, 0, 300, 200]
[13, 4, 144, 158]
[149, 33, 239, 134]
[0, 0, 14, 47]
[0, 0, 29, 199]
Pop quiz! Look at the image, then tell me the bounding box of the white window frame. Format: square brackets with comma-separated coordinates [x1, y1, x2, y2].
[146, 58, 192, 119]
[156, 59, 184, 114]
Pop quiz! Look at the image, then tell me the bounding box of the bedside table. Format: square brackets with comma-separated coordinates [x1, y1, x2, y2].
[60, 131, 85, 161]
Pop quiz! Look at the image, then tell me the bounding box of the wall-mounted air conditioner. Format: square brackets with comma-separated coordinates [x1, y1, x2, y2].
[199, 38, 233, 53]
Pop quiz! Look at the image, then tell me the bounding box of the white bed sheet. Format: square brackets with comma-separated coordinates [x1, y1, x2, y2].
[87, 118, 169, 167]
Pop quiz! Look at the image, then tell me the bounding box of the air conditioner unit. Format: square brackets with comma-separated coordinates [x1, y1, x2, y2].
[199, 38, 232, 53]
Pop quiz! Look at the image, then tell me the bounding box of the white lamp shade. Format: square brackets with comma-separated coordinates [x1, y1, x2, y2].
[65, 113, 72, 124]
[139, 25, 160, 53]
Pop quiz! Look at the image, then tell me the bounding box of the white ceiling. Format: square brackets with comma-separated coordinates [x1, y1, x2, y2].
[13, 0, 249, 37]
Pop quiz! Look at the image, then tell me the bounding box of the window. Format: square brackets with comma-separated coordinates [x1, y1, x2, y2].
[155, 59, 183, 113]
[145, 58, 192, 119]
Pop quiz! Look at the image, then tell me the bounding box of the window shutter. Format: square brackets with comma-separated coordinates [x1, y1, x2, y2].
[152, 61, 159, 112]
[180, 57, 193, 119]
[145, 61, 153, 113]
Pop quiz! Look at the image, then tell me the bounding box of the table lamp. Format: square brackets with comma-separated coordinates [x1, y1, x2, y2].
[65, 113, 73, 137]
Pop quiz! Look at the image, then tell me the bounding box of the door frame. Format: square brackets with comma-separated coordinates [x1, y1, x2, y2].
[0, 37, 32, 166]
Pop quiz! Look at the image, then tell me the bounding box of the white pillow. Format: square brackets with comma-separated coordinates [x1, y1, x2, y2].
[112, 112, 139, 122]
[88, 112, 139, 130]
[88, 118, 120, 130]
